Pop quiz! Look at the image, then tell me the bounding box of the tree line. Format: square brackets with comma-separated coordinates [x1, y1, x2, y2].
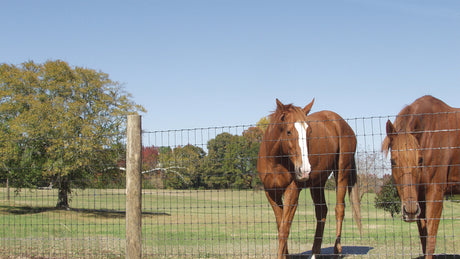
[142, 126, 264, 190]
[1, 60, 401, 213]
[0, 60, 266, 207]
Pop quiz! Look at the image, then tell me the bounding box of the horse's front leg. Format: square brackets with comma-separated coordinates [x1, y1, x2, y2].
[265, 183, 300, 259]
[424, 191, 444, 258]
[310, 186, 328, 255]
[417, 218, 427, 255]
[416, 196, 427, 255]
[265, 190, 283, 231]
[277, 182, 301, 259]
[264, 189, 286, 257]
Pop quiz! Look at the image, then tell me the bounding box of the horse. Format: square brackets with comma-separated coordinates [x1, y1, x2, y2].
[257, 99, 362, 258]
[383, 95, 460, 258]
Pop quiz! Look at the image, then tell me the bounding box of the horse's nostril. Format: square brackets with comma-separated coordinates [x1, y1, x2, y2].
[403, 202, 421, 216]
[403, 205, 411, 216]
[415, 203, 421, 216]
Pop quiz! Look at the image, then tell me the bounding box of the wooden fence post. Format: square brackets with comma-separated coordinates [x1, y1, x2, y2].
[126, 115, 142, 259]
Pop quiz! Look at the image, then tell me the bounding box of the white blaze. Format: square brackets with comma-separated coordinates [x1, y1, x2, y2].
[294, 122, 311, 178]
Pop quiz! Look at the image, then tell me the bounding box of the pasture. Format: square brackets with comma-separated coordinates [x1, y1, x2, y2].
[1, 187, 460, 258]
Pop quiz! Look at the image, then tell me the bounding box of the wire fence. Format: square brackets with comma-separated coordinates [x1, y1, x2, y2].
[1, 115, 460, 258]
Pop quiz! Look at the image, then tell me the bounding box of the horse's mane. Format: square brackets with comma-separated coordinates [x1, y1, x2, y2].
[269, 103, 305, 124]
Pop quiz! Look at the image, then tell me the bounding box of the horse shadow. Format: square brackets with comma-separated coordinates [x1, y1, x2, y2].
[290, 247, 460, 259]
[291, 246, 374, 258]
[413, 256, 460, 259]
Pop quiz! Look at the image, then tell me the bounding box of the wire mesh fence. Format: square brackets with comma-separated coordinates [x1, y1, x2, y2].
[0, 187, 126, 258]
[142, 115, 460, 258]
[0, 132, 127, 258]
[1, 115, 460, 258]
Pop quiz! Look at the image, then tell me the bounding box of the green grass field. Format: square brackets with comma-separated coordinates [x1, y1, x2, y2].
[1, 188, 460, 258]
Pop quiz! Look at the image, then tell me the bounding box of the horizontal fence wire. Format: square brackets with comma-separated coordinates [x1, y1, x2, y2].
[1, 114, 460, 258]
[142, 115, 460, 258]
[0, 134, 127, 258]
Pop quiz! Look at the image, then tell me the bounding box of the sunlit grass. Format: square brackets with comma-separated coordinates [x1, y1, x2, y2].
[1, 188, 460, 258]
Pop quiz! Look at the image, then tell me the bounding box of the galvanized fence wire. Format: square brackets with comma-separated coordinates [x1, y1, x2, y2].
[0, 188, 127, 258]
[1, 115, 460, 258]
[142, 115, 460, 258]
[0, 134, 127, 258]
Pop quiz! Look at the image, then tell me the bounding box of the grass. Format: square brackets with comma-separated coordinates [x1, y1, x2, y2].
[1, 188, 460, 258]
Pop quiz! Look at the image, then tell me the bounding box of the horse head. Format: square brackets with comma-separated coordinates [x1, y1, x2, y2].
[269, 98, 314, 182]
[385, 120, 423, 222]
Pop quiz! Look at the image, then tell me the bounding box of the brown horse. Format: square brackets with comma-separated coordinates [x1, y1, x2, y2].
[383, 95, 460, 258]
[257, 99, 362, 258]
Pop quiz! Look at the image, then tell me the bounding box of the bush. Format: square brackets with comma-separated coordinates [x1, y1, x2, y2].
[374, 176, 401, 218]
[325, 177, 336, 190]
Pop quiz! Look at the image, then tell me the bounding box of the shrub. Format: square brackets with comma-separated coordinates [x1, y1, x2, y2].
[374, 176, 401, 218]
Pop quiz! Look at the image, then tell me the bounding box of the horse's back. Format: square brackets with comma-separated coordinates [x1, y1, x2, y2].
[395, 95, 459, 130]
[408, 95, 455, 113]
[402, 95, 460, 151]
[307, 110, 356, 147]
[306, 110, 357, 165]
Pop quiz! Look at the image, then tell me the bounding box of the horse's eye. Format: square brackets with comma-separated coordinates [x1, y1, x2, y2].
[390, 159, 396, 166]
[287, 130, 292, 136]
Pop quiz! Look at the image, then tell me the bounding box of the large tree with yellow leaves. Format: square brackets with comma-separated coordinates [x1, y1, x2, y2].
[0, 60, 145, 208]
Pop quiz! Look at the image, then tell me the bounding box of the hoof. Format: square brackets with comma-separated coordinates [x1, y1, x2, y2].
[334, 242, 342, 254]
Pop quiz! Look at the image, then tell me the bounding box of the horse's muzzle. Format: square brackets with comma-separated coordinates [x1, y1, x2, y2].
[295, 167, 311, 182]
[402, 201, 421, 222]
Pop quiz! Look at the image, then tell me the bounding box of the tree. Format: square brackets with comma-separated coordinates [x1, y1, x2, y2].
[240, 127, 263, 188]
[0, 60, 145, 208]
[203, 128, 262, 189]
[142, 146, 159, 172]
[257, 117, 269, 133]
[356, 151, 387, 198]
[374, 175, 401, 218]
[157, 145, 205, 189]
[203, 132, 234, 188]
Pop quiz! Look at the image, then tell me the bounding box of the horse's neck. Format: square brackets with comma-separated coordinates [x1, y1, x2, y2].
[266, 140, 281, 157]
[260, 137, 282, 165]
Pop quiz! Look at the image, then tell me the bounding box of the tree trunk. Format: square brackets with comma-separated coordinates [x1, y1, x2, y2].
[57, 178, 71, 209]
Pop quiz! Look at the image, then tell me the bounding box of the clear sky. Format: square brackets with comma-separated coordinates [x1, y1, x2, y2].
[2, 0, 459, 131]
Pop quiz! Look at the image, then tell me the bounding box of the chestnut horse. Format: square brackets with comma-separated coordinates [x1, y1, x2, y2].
[258, 99, 362, 258]
[383, 95, 460, 258]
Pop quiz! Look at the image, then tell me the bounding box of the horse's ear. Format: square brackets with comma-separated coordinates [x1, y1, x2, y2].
[386, 120, 396, 140]
[275, 99, 286, 121]
[383, 120, 395, 155]
[276, 98, 285, 111]
[303, 98, 315, 115]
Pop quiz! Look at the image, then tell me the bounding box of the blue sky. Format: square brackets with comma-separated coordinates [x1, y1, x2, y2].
[2, 0, 460, 131]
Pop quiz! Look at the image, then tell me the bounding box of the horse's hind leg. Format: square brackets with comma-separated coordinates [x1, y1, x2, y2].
[334, 136, 360, 254]
[310, 186, 328, 255]
[334, 171, 347, 255]
[334, 158, 354, 254]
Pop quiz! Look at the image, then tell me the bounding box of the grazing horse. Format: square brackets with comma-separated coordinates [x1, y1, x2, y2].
[383, 95, 460, 258]
[257, 99, 362, 258]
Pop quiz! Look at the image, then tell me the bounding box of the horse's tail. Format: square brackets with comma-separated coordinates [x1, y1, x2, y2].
[348, 160, 362, 235]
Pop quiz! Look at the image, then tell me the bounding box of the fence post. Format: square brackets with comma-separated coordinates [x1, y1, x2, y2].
[126, 115, 142, 259]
